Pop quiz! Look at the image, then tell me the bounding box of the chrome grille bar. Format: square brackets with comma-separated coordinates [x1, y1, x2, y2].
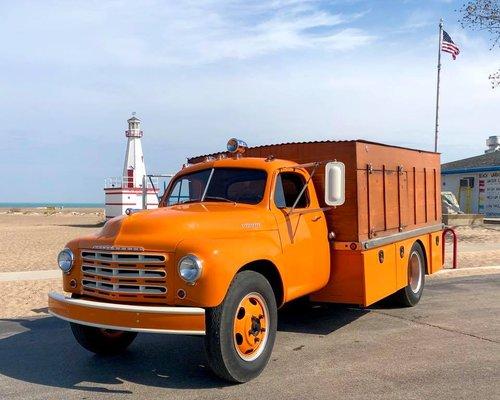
[82, 265, 166, 279]
[80, 250, 168, 300]
[81, 251, 165, 264]
[82, 278, 167, 295]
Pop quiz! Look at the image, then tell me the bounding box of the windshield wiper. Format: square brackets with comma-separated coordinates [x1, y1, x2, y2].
[203, 196, 236, 204]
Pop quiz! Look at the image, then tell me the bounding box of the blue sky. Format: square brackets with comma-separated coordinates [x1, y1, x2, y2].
[1, 0, 497, 202]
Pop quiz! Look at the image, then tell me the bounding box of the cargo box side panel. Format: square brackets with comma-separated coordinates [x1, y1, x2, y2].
[426, 167, 440, 222]
[309, 249, 365, 305]
[355, 142, 441, 243]
[362, 243, 398, 306]
[357, 168, 410, 240]
[429, 231, 444, 274]
[408, 167, 417, 225]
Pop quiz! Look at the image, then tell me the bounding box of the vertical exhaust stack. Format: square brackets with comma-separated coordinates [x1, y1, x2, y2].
[485, 136, 499, 154]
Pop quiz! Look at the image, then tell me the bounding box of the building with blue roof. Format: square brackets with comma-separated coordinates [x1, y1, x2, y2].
[441, 136, 500, 217]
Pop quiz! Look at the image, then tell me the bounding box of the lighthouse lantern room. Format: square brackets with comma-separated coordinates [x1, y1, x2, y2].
[104, 114, 159, 219]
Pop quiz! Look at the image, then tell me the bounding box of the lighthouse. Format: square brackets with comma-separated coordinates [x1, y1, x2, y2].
[104, 114, 159, 219]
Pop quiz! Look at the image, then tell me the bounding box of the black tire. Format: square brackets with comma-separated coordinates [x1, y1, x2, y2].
[392, 242, 426, 307]
[70, 323, 137, 355]
[204, 270, 277, 383]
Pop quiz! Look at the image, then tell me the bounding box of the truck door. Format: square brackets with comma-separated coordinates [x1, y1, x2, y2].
[272, 170, 330, 300]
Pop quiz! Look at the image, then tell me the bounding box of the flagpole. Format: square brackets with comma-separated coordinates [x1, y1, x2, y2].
[434, 18, 443, 152]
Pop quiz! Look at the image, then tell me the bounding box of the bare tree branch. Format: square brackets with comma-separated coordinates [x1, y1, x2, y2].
[489, 68, 500, 88]
[459, 0, 500, 88]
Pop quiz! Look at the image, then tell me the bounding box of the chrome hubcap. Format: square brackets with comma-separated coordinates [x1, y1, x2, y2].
[409, 251, 423, 293]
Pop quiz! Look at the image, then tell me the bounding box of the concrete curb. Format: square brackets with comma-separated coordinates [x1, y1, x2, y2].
[430, 265, 500, 279]
[0, 270, 60, 282]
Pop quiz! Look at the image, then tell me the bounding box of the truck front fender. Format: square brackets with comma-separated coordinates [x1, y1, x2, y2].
[173, 232, 284, 308]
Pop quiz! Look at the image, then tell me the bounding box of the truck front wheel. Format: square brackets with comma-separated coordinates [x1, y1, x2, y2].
[70, 323, 137, 355]
[204, 270, 277, 383]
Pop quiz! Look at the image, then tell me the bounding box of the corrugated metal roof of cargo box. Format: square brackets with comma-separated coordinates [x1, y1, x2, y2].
[188, 139, 437, 163]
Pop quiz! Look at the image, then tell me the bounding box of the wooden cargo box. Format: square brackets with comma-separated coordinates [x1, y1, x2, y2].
[188, 140, 441, 244]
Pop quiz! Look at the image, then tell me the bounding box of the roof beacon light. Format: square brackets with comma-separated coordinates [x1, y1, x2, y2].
[227, 138, 248, 155]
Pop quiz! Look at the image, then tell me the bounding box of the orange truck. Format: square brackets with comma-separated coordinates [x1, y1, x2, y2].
[48, 138, 443, 382]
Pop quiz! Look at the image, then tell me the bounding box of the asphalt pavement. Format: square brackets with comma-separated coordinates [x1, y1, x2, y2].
[0, 273, 498, 400]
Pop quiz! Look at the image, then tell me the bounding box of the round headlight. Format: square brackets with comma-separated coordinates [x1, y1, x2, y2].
[57, 248, 74, 273]
[178, 255, 202, 283]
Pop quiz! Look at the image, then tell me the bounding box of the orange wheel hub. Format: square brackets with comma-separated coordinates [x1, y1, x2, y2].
[233, 292, 269, 361]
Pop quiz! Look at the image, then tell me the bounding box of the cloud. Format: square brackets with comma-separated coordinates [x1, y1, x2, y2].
[402, 9, 436, 30]
[0, 0, 374, 67]
[312, 28, 374, 50]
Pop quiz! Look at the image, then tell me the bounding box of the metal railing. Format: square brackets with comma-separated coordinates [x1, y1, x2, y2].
[442, 227, 458, 269]
[104, 174, 174, 210]
[104, 176, 159, 189]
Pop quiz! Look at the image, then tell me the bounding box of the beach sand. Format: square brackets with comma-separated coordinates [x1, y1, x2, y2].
[0, 279, 63, 319]
[444, 224, 500, 268]
[0, 208, 104, 318]
[0, 208, 104, 272]
[0, 208, 499, 319]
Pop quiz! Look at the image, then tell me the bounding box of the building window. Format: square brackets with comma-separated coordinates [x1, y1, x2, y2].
[460, 177, 475, 188]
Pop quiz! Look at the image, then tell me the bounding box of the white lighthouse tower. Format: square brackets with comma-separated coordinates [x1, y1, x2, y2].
[104, 114, 159, 219]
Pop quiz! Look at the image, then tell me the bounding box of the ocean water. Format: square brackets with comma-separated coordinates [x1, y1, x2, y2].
[0, 202, 103, 208]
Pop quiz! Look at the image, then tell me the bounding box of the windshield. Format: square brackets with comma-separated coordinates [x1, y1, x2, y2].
[164, 168, 267, 206]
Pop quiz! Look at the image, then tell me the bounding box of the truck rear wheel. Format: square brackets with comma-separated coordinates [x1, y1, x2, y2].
[392, 242, 426, 307]
[204, 270, 277, 383]
[70, 323, 137, 355]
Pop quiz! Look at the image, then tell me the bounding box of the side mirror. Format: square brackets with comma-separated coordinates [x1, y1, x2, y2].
[325, 161, 345, 206]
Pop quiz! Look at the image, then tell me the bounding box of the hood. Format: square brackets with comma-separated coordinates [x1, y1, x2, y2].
[77, 203, 277, 252]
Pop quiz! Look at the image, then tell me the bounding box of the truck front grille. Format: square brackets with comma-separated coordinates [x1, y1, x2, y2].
[80, 250, 168, 303]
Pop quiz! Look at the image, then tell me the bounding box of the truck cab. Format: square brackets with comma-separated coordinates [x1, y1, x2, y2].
[49, 138, 442, 383]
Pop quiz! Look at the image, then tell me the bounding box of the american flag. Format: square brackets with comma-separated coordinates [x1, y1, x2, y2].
[441, 30, 460, 60]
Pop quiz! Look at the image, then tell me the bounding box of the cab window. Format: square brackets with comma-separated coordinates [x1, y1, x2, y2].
[274, 172, 309, 209]
[205, 168, 267, 204]
[165, 168, 267, 206]
[166, 169, 210, 205]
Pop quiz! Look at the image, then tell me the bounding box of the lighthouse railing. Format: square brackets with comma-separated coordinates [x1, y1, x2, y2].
[104, 176, 159, 190]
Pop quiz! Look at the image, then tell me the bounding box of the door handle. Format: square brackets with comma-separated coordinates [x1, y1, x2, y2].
[312, 215, 322, 222]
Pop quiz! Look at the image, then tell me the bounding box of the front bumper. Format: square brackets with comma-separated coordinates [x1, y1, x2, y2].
[48, 292, 206, 335]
